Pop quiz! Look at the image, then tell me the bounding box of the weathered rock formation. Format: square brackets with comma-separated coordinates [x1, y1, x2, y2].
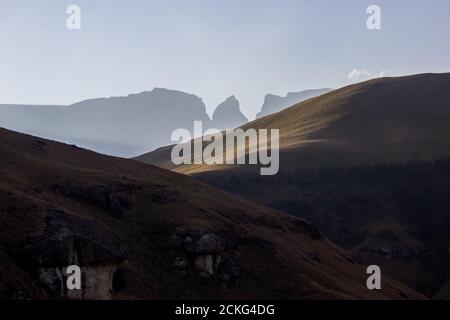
[212, 96, 248, 130]
[169, 227, 241, 285]
[12, 209, 125, 299]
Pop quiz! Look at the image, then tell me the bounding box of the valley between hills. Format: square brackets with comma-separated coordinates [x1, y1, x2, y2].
[139, 73, 450, 298]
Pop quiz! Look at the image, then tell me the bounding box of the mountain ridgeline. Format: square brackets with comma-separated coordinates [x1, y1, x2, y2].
[257, 88, 333, 118]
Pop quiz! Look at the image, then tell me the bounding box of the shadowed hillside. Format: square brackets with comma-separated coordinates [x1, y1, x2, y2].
[0, 128, 420, 300]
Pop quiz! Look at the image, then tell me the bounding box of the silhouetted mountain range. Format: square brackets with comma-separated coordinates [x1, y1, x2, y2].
[0, 89, 249, 157]
[0, 88, 332, 158]
[257, 88, 333, 118]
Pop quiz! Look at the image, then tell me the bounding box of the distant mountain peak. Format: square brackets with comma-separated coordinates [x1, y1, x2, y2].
[257, 88, 333, 118]
[213, 96, 239, 115]
[212, 96, 248, 130]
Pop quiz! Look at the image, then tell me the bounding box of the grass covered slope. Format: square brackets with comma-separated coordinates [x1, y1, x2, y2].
[139, 72, 450, 172]
[0, 128, 421, 299]
[247, 72, 450, 166]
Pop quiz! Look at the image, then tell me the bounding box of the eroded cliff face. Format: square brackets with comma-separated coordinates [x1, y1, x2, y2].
[12, 209, 125, 300]
[212, 96, 248, 130]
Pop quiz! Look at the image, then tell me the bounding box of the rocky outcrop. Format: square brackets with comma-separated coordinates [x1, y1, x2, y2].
[185, 233, 225, 255]
[37, 265, 118, 300]
[169, 227, 241, 285]
[212, 96, 248, 130]
[12, 209, 125, 300]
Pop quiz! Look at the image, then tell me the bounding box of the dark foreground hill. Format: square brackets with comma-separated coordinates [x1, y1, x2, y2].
[137, 73, 450, 298]
[0, 128, 421, 300]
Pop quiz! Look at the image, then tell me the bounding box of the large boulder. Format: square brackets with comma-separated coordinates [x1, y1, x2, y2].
[183, 233, 224, 255]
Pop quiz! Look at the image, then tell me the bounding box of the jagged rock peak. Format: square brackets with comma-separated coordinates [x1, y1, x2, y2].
[212, 96, 248, 130]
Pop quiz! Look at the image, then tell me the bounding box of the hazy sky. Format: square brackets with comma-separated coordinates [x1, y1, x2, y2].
[1, 0, 449, 119]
